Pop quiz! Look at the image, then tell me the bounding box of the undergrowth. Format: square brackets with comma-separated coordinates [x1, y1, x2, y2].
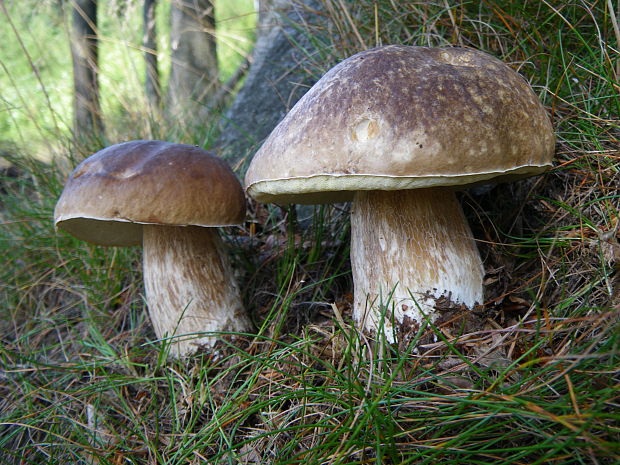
[1, 0, 619, 464]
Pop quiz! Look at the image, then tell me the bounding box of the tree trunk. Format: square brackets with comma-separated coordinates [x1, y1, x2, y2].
[71, 0, 103, 140]
[217, 0, 321, 168]
[167, 0, 218, 120]
[143, 0, 160, 113]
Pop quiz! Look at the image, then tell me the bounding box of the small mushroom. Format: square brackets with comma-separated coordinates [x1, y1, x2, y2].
[245, 46, 555, 341]
[55, 140, 252, 356]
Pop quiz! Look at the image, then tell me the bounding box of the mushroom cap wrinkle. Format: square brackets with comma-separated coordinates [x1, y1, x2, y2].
[55, 140, 246, 246]
[245, 45, 555, 204]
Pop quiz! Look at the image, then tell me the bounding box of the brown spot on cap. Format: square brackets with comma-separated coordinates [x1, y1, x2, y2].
[351, 119, 380, 142]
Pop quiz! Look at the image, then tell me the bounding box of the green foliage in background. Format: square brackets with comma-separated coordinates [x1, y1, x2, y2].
[0, 0, 256, 155]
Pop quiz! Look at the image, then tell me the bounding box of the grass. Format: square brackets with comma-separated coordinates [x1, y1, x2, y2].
[1, 0, 620, 463]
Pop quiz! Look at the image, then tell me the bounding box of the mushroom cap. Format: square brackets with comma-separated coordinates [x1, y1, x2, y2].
[245, 45, 555, 204]
[54, 140, 246, 246]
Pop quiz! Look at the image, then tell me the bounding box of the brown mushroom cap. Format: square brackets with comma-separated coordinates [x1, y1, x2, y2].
[245, 45, 555, 204]
[54, 140, 246, 246]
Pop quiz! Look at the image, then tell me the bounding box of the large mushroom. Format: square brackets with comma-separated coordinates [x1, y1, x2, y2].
[55, 140, 253, 356]
[245, 46, 555, 341]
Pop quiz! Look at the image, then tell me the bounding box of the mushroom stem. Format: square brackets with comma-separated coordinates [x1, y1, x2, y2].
[142, 224, 251, 356]
[350, 188, 484, 341]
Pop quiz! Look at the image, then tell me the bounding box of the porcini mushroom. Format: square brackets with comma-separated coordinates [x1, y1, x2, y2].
[244, 46, 555, 341]
[55, 140, 252, 356]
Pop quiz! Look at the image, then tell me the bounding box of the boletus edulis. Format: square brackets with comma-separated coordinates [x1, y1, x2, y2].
[244, 45, 555, 342]
[55, 140, 252, 356]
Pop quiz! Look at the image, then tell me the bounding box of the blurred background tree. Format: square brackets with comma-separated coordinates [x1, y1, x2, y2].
[217, 0, 321, 167]
[71, 0, 103, 141]
[0, 0, 259, 157]
[143, 0, 160, 113]
[167, 0, 218, 120]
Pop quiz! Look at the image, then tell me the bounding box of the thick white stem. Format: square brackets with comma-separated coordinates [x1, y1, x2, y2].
[350, 189, 484, 342]
[142, 224, 251, 357]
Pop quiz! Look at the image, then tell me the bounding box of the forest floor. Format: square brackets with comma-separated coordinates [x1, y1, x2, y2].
[1, 1, 619, 464]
